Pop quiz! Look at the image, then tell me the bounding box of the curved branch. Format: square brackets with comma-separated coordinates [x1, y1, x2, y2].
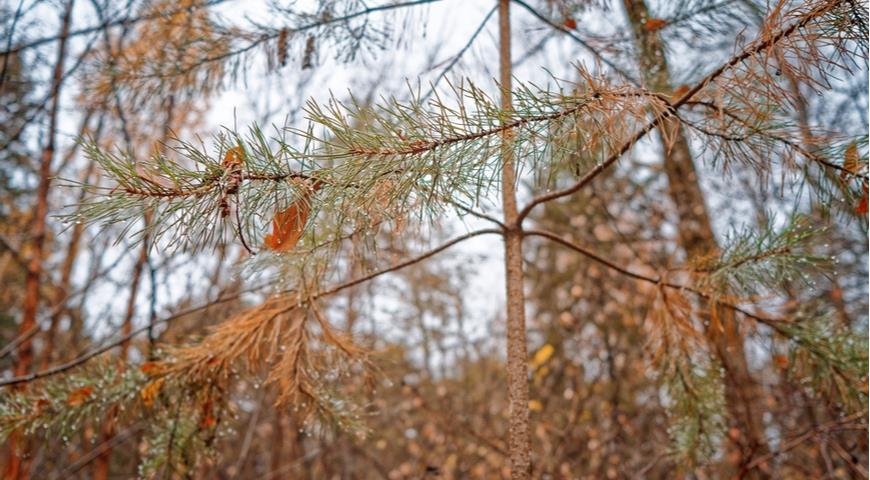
[523, 228, 789, 330]
[515, 0, 845, 224]
[0, 286, 264, 388]
[0, 228, 501, 388]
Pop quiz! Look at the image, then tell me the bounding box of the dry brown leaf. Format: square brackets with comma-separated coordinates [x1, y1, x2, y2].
[671, 84, 690, 101]
[200, 398, 217, 429]
[140, 378, 165, 408]
[857, 182, 869, 214]
[841, 142, 860, 179]
[67, 386, 94, 406]
[32, 399, 51, 416]
[277, 28, 289, 67]
[263, 184, 320, 252]
[140, 361, 164, 376]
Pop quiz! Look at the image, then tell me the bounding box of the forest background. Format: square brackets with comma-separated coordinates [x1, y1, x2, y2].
[0, 0, 867, 478]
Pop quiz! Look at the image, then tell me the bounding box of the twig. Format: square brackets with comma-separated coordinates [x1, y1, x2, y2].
[421, 4, 498, 101]
[510, 0, 637, 85]
[0, 325, 41, 361]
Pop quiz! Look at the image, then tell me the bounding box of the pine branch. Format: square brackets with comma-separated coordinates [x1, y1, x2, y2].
[0, 229, 500, 388]
[516, 0, 850, 224]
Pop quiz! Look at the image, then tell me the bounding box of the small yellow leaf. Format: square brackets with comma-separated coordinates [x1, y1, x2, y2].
[531, 344, 555, 369]
[534, 366, 550, 382]
[529, 400, 543, 412]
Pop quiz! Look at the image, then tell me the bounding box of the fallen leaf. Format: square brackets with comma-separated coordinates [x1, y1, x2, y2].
[67, 386, 94, 406]
[644, 18, 667, 32]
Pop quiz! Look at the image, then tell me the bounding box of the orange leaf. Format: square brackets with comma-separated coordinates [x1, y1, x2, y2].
[201, 413, 217, 428]
[644, 18, 667, 32]
[563, 17, 577, 30]
[140, 361, 163, 376]
[200, 399, 217, 429]
[222, 146, 244, 169]
[856, 191, 869, 214]
[774, 355, 789, 368]
[67, 386, 94, 406]
[856, 181, 870, 214]
[263, 184, 321, 252]
[671, 84, 690, 100]
[140, 378, 165, 408]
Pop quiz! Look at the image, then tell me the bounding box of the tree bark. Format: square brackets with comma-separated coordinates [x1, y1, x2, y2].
[498, 1, 531, 478]
[620, 0, 771, 475]
[4, 2, 74, 477]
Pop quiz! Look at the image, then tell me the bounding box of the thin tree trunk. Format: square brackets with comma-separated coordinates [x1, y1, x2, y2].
[620, 0, 771, 475]
[4, 2, 74, 477]
[498, 1, 531, 477]
[41, 113, 99, 370]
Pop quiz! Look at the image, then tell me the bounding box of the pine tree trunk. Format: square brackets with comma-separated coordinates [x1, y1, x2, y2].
[4, 2, 73, 477]
[619, 0, 771, 474]
[498, 1, 532, 477]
